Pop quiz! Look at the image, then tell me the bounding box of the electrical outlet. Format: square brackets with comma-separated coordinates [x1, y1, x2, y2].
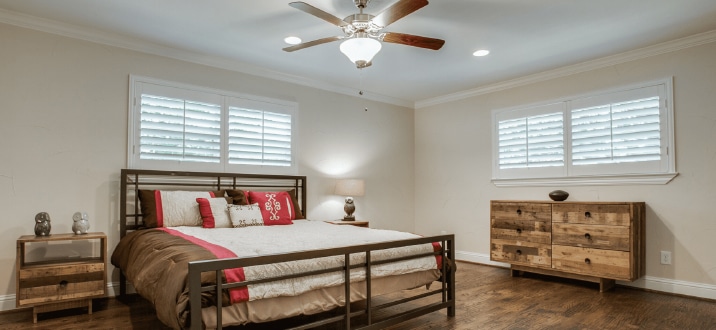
[660, 251, 672, 265]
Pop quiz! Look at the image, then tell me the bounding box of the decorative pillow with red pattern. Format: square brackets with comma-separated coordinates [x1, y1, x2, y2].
[246, 191, 296, 225]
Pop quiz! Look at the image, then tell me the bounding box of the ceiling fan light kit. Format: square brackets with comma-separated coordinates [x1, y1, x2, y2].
[284, 0, 444, 69]
[340, 34, 382, 69]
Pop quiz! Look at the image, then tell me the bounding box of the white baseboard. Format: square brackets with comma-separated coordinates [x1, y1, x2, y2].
[454, 250, 716, 301]
[2, 257, 713, 312]
[0, 294, 16, 312]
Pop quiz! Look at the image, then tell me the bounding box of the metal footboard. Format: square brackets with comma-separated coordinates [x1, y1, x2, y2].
[188, 234, 456, 330]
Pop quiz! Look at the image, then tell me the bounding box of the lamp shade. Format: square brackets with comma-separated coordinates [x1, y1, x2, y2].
[334, 179, 365, 197]
[339, 37, 381, 67]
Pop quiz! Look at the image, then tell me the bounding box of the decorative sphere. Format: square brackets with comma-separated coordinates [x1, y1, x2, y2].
[549, 190, 569, 201]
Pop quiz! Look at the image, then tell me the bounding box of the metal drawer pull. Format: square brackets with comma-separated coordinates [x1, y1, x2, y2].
[584, 258, 591, 265]
[516, 209, 522, 215]
[59, 280, 68, 287]
[584, 233, 591, 240]
[516, 249, 522, 256]
[516, 228, 522, 234]
[584, 211, 591, 218]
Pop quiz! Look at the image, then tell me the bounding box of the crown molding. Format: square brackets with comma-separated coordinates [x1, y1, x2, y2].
[416, 29, 716, 109]
[0, 9, 412, 108]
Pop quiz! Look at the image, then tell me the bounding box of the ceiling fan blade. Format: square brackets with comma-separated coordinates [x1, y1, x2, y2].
[382, 32, 445, 50]
[289, 2, 347, 27]
[371, 0, 429, 28]
[282, 36, 344, 52]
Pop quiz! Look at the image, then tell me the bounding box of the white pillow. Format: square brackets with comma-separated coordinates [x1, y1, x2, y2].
[228, 203, 264, 228]
[196, 197, 232, 228]
[159, 191, 214, 227]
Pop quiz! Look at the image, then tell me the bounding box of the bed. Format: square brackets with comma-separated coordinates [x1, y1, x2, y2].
[112, 169, 455, 329]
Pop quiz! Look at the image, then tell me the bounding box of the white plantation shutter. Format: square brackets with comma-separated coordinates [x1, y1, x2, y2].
[492, 79, 674, 184]
[139, 94, 221, 163]
[572, 97, 660, 165]
[128, 76, 297, 173]
[495, 103, 566, 179]
[497, 118, 527, 168]
[228, 107, 292, 166]
[498, 112, 564, 169]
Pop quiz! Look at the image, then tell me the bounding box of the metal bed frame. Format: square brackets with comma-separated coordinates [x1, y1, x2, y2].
[119, 169, 455, 329]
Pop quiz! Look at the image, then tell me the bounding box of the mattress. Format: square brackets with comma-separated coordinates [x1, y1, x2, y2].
[112, 220, 442, 329]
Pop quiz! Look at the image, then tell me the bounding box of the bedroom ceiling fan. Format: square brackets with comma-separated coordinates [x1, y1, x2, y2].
[283, 0, 445, 69]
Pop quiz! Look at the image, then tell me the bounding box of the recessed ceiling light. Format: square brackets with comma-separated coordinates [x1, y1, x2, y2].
[473, 49, 490, 57]
[284, 36, 302, 45]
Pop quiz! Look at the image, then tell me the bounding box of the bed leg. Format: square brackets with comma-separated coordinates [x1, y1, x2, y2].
[119, 272, 127, 296]
[188, 264, 203, 330]
[447, 238, 456, 317]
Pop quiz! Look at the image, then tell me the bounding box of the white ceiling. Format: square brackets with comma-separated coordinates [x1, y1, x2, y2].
[2, 0, 716, 106]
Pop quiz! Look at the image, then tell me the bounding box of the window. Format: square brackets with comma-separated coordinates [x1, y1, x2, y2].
[492, 78, 676, 186]
[128, 76, 297, 174]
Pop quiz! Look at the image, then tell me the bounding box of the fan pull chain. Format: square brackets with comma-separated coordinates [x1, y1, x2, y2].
[358, 69, 368, 111]
[358, 69, 364, 95]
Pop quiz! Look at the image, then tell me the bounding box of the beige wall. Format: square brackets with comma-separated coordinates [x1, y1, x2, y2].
[0, 23, 415, 303]
[415, 41, 716, 287]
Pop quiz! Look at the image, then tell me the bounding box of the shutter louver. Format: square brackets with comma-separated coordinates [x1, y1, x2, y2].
[498, 112, 563, 169]
[572, 97, 660, 165]
[140, 94, 221, 163]
[228, 107, 292, 166]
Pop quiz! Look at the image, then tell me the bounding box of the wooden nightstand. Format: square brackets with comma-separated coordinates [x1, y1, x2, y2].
[326, 220, 369, 228]
[16, 232, 107, 323]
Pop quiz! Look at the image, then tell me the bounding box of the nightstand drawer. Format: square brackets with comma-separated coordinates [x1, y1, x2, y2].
[552, 204, 631, 226]
[552, 223, 630, 251]
[491, 239, 551, 268]
[552, 245, 630, 279]
[491, 219, 551, 244]
[491, 202, 552, 222]
[17, 262, 105, 306]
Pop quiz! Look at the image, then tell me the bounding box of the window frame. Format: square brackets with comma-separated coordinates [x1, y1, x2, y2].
[491, 77, 677, 186]
[127, 75, 298, 175]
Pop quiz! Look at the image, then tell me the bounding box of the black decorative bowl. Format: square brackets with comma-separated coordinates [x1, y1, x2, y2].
[549, 190, 569, 201]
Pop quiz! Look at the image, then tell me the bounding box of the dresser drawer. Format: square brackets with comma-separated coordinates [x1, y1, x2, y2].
[17, 262, 105, 306]
[552, 204, 631, 226]
[552, 223, 630, 251]
[491, 239, 551, 268]
[491, 218, 551, 245]
[552, 245, 631, 280]
[491, 202, 552, 222]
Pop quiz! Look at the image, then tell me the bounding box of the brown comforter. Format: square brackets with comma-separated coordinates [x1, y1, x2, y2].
[112, 229, 225, 329]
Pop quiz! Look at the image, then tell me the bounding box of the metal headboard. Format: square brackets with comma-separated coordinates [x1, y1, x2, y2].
[119, 169, 307, 238]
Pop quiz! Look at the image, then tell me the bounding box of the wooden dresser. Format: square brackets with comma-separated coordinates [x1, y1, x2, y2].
[16, 232, 107, 323]
[490, 201, 645, 291]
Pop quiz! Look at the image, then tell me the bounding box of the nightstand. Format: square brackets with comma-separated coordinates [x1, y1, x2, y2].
[326, 220, 369, 228]
[16, 232, 107, 323]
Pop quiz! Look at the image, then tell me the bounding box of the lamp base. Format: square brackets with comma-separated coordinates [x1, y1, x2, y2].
[343, 197, 356, 221]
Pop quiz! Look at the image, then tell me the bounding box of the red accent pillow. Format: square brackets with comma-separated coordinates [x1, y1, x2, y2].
[246, 191, 295, 225]
[196, 197, 231, 228]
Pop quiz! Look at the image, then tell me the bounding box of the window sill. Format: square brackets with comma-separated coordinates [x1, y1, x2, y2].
[492, 172, 678, 187]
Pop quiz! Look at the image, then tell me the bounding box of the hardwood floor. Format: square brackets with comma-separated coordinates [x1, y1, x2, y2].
[2, 262, 715, 329]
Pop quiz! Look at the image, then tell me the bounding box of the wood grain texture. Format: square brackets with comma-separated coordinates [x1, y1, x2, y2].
[16, 233, 107, 322]
[552, 203, 632, 226]
[2, 262, 715, 329]
[552, 223, 630, 251]
[491, 200, 645, 288]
